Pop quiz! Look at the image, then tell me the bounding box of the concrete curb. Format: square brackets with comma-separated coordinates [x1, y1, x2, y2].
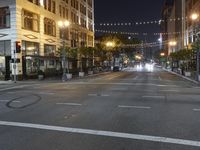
[163, 68, 199, 85]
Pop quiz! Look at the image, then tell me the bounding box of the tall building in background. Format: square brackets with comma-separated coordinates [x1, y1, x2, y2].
[0, 0, 94, 80]
[185, 0, 200, 48]
[161, 0, 174, 54]
[161, 0, 188, 55]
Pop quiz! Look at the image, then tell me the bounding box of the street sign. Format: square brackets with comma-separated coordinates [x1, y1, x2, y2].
[13, 64, 16, 69]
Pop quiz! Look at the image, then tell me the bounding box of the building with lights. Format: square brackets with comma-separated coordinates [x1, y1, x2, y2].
[161, 0, 174, 54]
[0, 0, 94, 80]
[185, 0, 200, 48]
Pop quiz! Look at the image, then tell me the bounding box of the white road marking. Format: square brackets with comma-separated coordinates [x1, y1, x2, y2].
[0, 120, 200, 147]
[118, 105, 151, 109]
[160, 90, 179, 92]
[7, 92, 17, 94]
[193, 109, 200, 112]
[56, 103, 82, 106]
[88, 94, 98, 96]
[142, 96, 165, 99]
[133, 76, 139, 80]
[39, 92, 55, 95]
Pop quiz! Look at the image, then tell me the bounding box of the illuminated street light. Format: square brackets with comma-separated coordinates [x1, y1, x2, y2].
[160, 52, 165, 57]
[135, 55, 142, 60]
[169, 41, 177, 46]
[190, 13, 199, 21]
[58, 20, 70, 28]
[158, 38, 162, 42]
[106, 41, 115, 48]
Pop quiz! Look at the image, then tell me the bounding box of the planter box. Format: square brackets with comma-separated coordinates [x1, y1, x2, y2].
[185, 72, 191, 77]
[67, 74, 72, 79]
[38, 75, 44, 80]
[79, 72, 85, 77]
[88, 71, 93, 75]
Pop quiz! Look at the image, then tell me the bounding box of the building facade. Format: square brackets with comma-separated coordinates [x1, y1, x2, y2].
[161, 0, 174, 54]
[0, 0, 94, 80]
[185, 0, 200, 48]
[161, 0, 189, 55]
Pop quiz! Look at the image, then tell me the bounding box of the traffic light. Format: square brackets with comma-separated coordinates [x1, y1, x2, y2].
[15, 41, 21, 53]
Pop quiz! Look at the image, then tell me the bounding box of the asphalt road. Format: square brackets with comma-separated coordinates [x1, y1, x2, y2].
[0, 67, 200, 150]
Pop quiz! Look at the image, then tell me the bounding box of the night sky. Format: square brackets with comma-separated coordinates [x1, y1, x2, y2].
[94, 0, 164, 42]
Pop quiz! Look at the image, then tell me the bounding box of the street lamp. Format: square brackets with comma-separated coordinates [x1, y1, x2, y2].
[106, 41, 116, 69]
[160, 53, 165, 57]
[168, 41, 177, 71]
[191, 13, 199, 21]
[58, 20, 70, 81]
[106, 41, 115, 48]
[190, 13, 200, 81]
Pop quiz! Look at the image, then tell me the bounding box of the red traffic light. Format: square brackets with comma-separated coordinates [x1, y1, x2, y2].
[15, 41, 21, 53]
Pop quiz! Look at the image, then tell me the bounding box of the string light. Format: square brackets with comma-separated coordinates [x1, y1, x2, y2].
[95, 17, 187, 27]
[95, 29, 181, 36]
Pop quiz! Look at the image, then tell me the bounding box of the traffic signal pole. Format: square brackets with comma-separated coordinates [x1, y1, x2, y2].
[13, 49, 17, 83]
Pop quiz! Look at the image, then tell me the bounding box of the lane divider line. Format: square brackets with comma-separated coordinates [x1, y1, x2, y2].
[118, 105, 151, 109]
[0, 121, 200, 147]
[56, 103, 82, 106]
[142, 96, 165, 99]
[193, 109, 200, 112]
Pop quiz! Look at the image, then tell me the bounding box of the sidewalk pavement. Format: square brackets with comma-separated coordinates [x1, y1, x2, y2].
[0, 71, 112, 86]
[0, 80, 14, 85]
[163, 68, 199, 85]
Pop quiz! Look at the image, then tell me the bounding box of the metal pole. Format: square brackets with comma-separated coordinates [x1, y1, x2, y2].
[62, 31, 67, 81]
[196, 48, 199, 81]
[14, 49, 17, 83]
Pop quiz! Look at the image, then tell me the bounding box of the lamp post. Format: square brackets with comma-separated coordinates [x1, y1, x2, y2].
[58, 20, 70, 81]
[106, 41, 115, 69]
[191, 13, 199, 81]
[169, 41, 177, 71]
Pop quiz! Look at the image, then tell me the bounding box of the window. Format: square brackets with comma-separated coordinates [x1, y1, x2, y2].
[44, 0, 56, 14]
[71, 12, 79, 24]
[80, 4, 86, 15]
[44, 18, 56, 36]
[22, 9, 39, 32]
[22, 41, 39, 56]
[88, 0, 93, 7]
[88, 10, 93, 20]
[0, 41, 11, 56]
[70, 30, 79, 47]
[80, 32, 87, 47]
[44, 44, 56, 56]
[80, 17, 86, 28]
[0, 7, 10, 29]
[49, 60, 55, 66]
[88, 35, 94, 47]
[71, 0, 78, 10]
[28, 0, 39, 5]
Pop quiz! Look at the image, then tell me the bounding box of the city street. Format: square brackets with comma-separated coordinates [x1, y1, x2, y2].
[0, 67, 200, 150]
